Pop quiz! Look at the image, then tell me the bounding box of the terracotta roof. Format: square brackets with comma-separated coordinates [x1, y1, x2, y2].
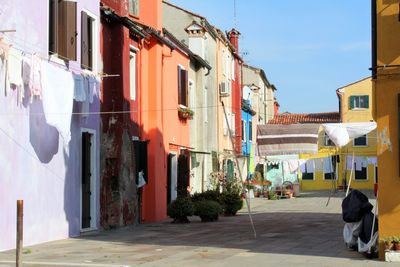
[268, 112, 340, 125]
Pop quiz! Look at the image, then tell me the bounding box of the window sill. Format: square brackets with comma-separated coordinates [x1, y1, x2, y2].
[350, 108, 368, 111]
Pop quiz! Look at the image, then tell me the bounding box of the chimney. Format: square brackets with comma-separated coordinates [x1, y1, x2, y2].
[274, 97, 280, 116]
[227, 28, 240, 52]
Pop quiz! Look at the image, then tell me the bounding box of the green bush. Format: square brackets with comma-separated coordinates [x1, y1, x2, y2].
[167, 197, 194, 223]
[220, 191, 243, 216]
[191, 190, 221, 203]
[194, 200, 223, 222]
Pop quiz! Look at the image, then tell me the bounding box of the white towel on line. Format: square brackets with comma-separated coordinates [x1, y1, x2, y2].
[41, 62, 74, 146]
[323, 157, 333, 173]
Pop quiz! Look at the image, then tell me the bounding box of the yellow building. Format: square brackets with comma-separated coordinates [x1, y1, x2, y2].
[373, 0, 400, 255]
[268, 113, 340, 191]
[336, 77, 377, 191]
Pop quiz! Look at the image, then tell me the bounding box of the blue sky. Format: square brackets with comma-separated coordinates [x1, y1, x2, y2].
[169, 0, 371, 113]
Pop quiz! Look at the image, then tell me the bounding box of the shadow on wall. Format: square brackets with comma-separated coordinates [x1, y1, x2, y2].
[29, 99, 59, 163]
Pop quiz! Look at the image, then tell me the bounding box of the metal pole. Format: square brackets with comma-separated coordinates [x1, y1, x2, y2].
[346, 152, 355, 197]
[221, 100, 257, 238]
[16, 200, 23, 267]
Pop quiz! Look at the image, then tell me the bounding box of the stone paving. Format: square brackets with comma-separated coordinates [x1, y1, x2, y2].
[0, 190, 394, 267]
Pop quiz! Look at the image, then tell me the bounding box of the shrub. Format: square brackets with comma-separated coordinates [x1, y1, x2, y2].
[220, 191, 243, 216]
[167, 197, 194, 223]
[194, 200, 223, 222]
[191, 190, 221, 203]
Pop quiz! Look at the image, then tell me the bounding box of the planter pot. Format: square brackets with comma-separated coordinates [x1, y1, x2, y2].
[254, 191, 260, 197]
[263, 191, 269, 198]
[394, 242, 400, 251]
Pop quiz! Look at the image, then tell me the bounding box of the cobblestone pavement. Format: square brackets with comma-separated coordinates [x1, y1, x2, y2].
[0, 190, 393, 267]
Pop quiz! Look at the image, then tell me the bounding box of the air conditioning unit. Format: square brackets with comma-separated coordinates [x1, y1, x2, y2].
[220, 82, 230, 96]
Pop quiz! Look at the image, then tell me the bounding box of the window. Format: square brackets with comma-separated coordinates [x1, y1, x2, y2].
[222, 50, 227, 76]
[178, 65, 188, 106]
[324, 133, 334, 147]
[241, 120, 246, 141]
[203, 86, 208, 123]
[349, 95, 369, 109]
[324, 157, 335, 180]
[302, 172, 314, 180]
[129, 0, 139, 17]
[231, 113, 236, 136]
[129, 50, 137, 100]
[81, 11, 96, 70]
[355, 163, 368, 180]
[354, 134, 367, 146]
[249, 120, 253, 141]
[49, 0, 77, 60]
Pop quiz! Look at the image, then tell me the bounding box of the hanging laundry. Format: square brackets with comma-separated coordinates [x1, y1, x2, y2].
[282, 161, 290, 176]
[41, 61, 74, 146]
[368, 157, 377, 166]
[0, 39, 11, 94]
[346, 155, 354, 170]
[87, 75, 94, 103]
[306, 159, 315, 173]
[323, 157, 333, 173]
[29, 54, 42, 98]
[73, 73, 86, 102]
[354, 157, 363, 171]
[361, 157, 368, 168]
[315, 158, 323, 171]
[8, 48, 23, 100]
[299, 159, 307, 173]
[287, 159, 299, 174]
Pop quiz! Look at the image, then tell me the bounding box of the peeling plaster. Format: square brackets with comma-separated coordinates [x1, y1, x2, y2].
[378, 127, 392, 153]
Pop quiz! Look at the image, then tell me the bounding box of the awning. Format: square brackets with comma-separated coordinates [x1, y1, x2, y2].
[257, 124, 320, 156]
[322, 122, 377, 148]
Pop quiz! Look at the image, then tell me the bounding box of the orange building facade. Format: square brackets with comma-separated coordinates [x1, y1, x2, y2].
[100, 0, 190, 225]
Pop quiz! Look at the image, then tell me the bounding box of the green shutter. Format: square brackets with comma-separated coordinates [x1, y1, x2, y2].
[349, 96, 355, 110]
[364, 95, 369, 109]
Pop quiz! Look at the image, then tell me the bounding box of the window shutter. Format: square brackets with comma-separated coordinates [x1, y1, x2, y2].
[178, 66, 182, 105]
[364, 95, 369, 108]
[349, 96, 355, 110]
[58, 0, 77, 60]
[81, 11, 89, 69]
[180, 69, 188, 106]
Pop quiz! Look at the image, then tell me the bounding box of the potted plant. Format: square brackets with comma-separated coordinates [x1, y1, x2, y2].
[393, 237, 400, 251]
[178, 106, 194, 120]
[383, 237, 394, 251]
[194, 200, 223, 222]
[167, 197, 194, 223]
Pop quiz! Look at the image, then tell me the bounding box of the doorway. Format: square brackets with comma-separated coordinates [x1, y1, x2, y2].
[167, 153, 178, 204]
[81, 130, 96, 230]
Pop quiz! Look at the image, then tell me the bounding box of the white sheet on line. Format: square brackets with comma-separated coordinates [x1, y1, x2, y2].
[322, 122, 377, 147]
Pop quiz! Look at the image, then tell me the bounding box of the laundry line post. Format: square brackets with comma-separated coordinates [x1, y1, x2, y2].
[16, 200, 23, 267]
[346, 152, 355, 197]
[221, 101, 257, 238]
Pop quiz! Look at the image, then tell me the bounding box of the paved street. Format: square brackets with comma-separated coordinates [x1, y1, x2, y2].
[0, 191, 392, 267]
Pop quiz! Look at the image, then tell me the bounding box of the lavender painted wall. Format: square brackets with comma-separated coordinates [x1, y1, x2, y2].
[0, 0, 101, 251]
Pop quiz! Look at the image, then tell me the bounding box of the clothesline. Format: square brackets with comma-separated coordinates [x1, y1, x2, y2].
[0, 34, 108, 78]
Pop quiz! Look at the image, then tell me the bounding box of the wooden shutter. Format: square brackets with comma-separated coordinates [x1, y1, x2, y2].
[364, 95, 369, 108]
[81, 11, 89, 69]
[182, 69, 188, 106]
[58, 0, 77, 61]
[177, 65, 182, 105]
[349, 96, 355, 110]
